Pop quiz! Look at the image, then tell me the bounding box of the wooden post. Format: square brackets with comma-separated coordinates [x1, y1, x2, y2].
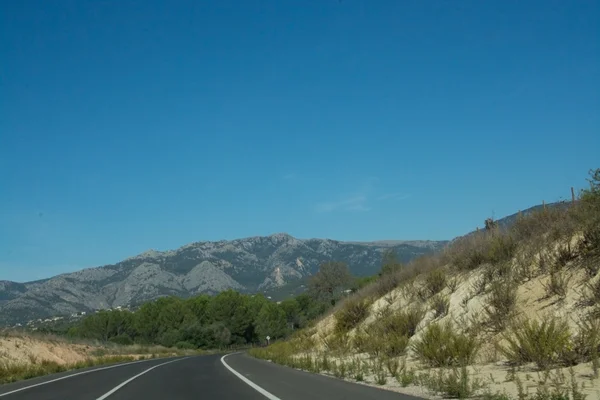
[543, 200, 546, 210]
[571, 187, 575, 204]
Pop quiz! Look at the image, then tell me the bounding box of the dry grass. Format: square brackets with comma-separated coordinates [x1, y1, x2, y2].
[0, 354, 161, 385]
[334, 298, 371, 334]
[411, 321, 480, 367]
[501, 316, 572, 370]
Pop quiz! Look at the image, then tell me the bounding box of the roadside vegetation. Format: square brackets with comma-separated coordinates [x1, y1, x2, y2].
[0, 354, 148, 385]
[250, 168, 600, 400]
[0, 329, 203, 385]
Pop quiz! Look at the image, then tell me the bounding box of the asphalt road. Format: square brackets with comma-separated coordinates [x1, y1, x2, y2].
[0, 353, 422, 399]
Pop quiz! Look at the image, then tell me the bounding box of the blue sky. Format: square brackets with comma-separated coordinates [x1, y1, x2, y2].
[1, 1, 598, 282]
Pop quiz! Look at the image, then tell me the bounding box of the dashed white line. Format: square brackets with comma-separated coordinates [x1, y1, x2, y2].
[220, 353, 281, 400]
[0, 357, 174, 398]
[95, 357, 187, 400]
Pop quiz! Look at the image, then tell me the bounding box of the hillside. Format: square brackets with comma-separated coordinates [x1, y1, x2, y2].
[251, 172, 600, 400]
[0, 234, 446, 326]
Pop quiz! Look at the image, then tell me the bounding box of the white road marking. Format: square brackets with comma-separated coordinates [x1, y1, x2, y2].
[95, 357, 187, 400]
[220, 353, 282, 400]
[0, 357, 174, 398]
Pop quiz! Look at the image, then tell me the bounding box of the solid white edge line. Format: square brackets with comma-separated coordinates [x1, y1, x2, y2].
[0, 357, 177, 398]
[95, 357, 188, 400]
[220, 353, 281, 400]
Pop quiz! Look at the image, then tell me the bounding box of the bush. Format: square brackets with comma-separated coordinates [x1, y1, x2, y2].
[372, 360, 387, 385]
[425, 269, 447, 297]
[571, 314, 600, 364]
[448, 233, 490, 271]
[377, 306, 425, 338]
[484, 280, 517, 331]
[501, 317, 572, 369]
[441, 366, 480, 399]
[487, 234, 518, 265]
[334, 298, 370, 333]
[397, 368, 416, 387]
[411, 322, 480, 367]
[582, 278, 600, 307]
[543, 270, 570, 299]
[175, 341, 197, 350]
[430, 294, 450, 318]
[108, 334, 133, 346]
[355, 330, 409, 358]
[383, 333, 410, 358]
[356, 306, 424, 357]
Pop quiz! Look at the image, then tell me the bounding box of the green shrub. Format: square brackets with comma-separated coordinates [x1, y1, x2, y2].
[411, 321, 480, 367]
[383, 333, 410, 358]
[348, 357, 365, 381]
[582, 278, 600, 306]
[397, 368, 416, 387]
[372, 359, 387, 385]
[108, 334, 133, 346]
[488, 234, 518, 265]
[431, 294, 450, 318]
[322, 332, 352, 356]
[572, 314, 600, 364]
[319, 353, 330, 371]
[352, 329, 370, 354]
[581, 256, 600, 279]
[485, 280, 518, 331]
[501, 317, 572, 369]
[358, 306, 424, 358]
[448, 233, 490, 271]
[484, 261, 514, 282]
[358, 331, 409, 358]
[385, 356, 400, 376]
[448, 277, 460, 292]
[174, 341, 197, 350]
[441, 366, 480, 399]
[378, 306, 425, 338]
[543, 270, 570, 299]
[425, 269, 447, 297]
[334, 298, 370, 333]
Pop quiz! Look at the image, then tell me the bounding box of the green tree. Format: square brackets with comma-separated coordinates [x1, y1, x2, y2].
[76, 310, 135, 342]
[308, 261, 353, 305]
[279, 298, 304, 330]
[379, 249, 403, 277]
[185, 294, 211, 324]
[352, 275, 377, 292]
[155, 297, 196, 336]
[205, 290, 254, 344]
[296, 293, 329, 320]
[255, 302, 288, 341]
[134, 301, 162, 343]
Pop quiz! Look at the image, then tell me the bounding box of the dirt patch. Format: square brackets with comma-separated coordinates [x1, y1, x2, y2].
[0, 335, 92, 365]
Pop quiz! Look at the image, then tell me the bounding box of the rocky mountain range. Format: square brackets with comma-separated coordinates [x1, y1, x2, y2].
[0, 234, 447, 325]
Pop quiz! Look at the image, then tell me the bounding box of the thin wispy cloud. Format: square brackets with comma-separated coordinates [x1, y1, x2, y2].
[377, 193, 412, 201]
[316, 195, 370, 213]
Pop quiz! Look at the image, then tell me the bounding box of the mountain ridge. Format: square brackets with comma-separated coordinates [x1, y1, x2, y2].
[0, 234, 448, 326]
[1, 203, 562, 326]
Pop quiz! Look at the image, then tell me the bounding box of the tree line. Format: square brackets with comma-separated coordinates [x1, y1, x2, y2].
[63, 259, 396, 349]
[67, 290, 328, 349]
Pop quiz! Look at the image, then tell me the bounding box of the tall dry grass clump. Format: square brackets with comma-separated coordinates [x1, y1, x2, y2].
[411, 321, 480, 367]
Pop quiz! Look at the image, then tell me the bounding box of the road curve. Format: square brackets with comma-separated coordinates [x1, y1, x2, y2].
[0, 353, 422, 399]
